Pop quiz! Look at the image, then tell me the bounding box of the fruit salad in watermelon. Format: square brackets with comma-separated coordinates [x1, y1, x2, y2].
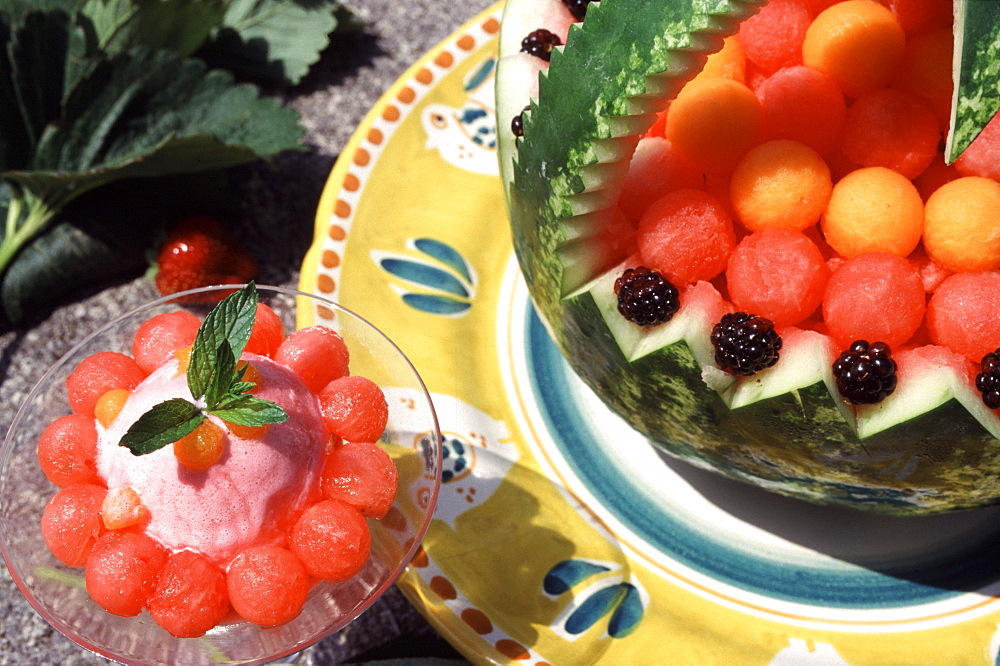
[37, 285, 399, 637]
[497, 0, 1000, 514]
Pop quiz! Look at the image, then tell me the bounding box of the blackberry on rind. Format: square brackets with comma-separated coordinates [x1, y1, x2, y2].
[711, 312, 782, 376]
[976, 348, 1000, 409]
[563, 0, 593, 21]
[832, 340, 897, 405]
[511, 105, 531, 138]
[520, 29, 562, 61]
[614, 266, 680, 327]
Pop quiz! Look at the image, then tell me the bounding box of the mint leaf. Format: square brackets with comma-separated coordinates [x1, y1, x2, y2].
[119, 398, 204, 455]
[119, 281, 288, 457]
[210, 394, 289, 426]
[188, 283, 257, 399]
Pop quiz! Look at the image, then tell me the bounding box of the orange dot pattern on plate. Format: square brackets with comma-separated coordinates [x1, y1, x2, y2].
[435, 51, 454, 68]
[496, 639, 530, 660]
[462, 608, 493, 634]
[430, 575, 457, 600]
[398, 87, 416, 104]
[321, 250, 340, 269]
[457, 35, 475, 51]
[367, 128, 384, 145]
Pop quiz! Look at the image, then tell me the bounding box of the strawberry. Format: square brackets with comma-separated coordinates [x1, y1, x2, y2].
[152, 216, 257, 303]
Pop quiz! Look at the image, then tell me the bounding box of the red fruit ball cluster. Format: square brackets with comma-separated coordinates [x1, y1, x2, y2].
[38, 302, 399, 636]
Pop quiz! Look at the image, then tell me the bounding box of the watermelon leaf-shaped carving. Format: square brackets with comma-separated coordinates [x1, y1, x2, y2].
[946, 0, 1000, 163]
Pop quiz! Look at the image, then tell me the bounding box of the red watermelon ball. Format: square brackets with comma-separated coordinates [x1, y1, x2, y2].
[637, 188, 736, 285]
[40, 483, 106, 567]
[147, 550, 230, 638]
[927, 271, 1000, 363]
[290, 499, 372, 581]
[227, 545, 309, 627]
[85, 530, 167, 617]
[822, 253, 926, 348]
[726, 229, 830, 327]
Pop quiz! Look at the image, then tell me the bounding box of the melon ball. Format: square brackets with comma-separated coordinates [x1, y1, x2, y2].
[802, 0, 905, 98]
[665, 76, 763, 174]
[889, 28, 953, 130]
[821, 166, 923, 258]
[822, 253, 926, 348]
[927, 272, 1000, 363]
[838, 88, 940, 179]
[736, 0, 811, 75]
[637, 188, 736, 285]
[730, 139, 832, 232]
[879, 0, 952, 34]
[726, 229, 830, 326]
[923, 177, 1000, 273]
[227, 545, 309, 626]
[693, 35, 747, 83]
[618, 136, 704, 223]
[756, 65, 847, 155]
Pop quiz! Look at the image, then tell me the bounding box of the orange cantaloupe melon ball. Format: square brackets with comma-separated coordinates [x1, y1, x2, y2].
[821, 166, 923, 257]
[693, 35, 747, 84]
[802, 0, 905, 98]
[665, 76, 763, 174]
[923, 176, 1000, 273]
[730, 139, 832, 232]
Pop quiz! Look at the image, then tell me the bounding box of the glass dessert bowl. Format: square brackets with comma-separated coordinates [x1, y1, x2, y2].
[0, 284, 442, 666]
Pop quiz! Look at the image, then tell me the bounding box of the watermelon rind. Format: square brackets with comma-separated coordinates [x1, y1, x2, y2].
[498, 0, 1000, 514]
[946, 0, 1000, 163]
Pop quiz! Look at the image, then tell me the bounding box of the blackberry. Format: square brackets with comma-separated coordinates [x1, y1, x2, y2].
[511, 105, 530, 138]
[976, 349, 1000, 409]
[563, 0, 593, 21]
[832, 340, 898, 405]
[711, 312, 782, 376]
[521, 29, 562, 62]
[614, 266, 680, 327]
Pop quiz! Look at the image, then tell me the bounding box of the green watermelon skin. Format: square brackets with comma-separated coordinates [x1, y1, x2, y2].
[499, 0, 1000, 514]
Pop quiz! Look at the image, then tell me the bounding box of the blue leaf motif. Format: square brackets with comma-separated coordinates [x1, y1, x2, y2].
[563, 584, 627, 636]
[380, 258, 469, 298]
[465, 57, 495, 93]
[607, 583, 643, 638]
[401, 293, 471, 316]
[413, 238, 474, 285]
[544, 560, 611, 596]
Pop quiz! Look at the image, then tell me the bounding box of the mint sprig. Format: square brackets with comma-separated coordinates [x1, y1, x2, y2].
[119, 282, 289, 456]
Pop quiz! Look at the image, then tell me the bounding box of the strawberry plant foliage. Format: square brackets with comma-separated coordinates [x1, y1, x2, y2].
[0, 0, 354, 324]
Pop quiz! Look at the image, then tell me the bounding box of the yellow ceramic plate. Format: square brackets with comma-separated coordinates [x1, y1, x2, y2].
[300, 4, 1000, 663]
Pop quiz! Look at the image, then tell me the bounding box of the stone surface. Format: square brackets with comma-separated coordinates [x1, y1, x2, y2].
[0, 0, 495, 663]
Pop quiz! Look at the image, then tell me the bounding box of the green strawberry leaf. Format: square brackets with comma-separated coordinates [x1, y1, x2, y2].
[947, 0, 1000, 163]
[8, 10, 72, 152]
[119, 397, 204, 455]
[0, 42, 304, 279]
[210, 394, 289, 426]
[197, 0, 346, 85]
[79, 0, 226, 57]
